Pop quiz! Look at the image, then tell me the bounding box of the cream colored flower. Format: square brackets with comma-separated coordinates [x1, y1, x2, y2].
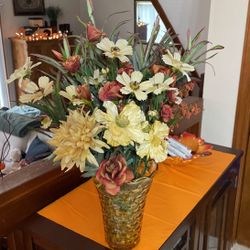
[88, 69, 105, 85]
[7, 57, 41, 85]
[136, 121, 169, 163]
[41, 116, 52, 129]
[117, 71, 153, 101]
[95, 101, 146, 147]
[19, 76, 53, 103]
[162, 50, 195, 81]
[50, 110, 109, 172]
[59, 85, 84, 106]
[97, 38, 133, 62]
[19, 91, 43, 103]
[145, 72, 175, 95]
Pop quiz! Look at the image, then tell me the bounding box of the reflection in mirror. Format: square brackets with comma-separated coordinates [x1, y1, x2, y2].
[135, 0, 166, 43]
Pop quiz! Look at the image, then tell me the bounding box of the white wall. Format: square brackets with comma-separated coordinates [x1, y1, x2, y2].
[159, 0, 211, 74]
[201, 0, 249, 147]
[90, 0, 134, 38]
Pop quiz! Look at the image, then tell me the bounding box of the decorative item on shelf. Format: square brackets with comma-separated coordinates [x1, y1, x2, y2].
[28, 17, 44, 28]
[15, 28, 64, 42]
[165, 132, 213, 166]
[59, 23, 71, 35]
[13, 0, 45, 16]
[6, 0, 223, 248]
[46, 6, 62, 33]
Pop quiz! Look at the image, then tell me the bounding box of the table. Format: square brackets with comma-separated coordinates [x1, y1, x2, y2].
[10, 145, 242, 250]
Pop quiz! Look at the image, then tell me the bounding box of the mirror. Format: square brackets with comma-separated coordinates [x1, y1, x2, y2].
[0, 0, 211, 107]
[135, 0, 167, 43]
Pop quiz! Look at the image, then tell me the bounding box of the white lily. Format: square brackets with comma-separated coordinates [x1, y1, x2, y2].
[97, 38, 133, 63]
[117, 71, 153, 101]
[7, 57, 41, 86]
[162, 50, 195, 81]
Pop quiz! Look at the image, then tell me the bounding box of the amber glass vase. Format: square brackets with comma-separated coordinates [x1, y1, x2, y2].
[95, 177, 153, 250]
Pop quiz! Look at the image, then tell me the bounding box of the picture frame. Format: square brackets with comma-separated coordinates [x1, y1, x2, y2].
[13, 0, 45, 16]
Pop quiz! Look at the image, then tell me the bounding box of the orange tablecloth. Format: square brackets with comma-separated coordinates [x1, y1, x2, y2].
[39, 150, 236, 250]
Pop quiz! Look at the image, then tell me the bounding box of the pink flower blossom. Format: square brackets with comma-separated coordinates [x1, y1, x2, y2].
[161, 104, 173, 123]
[76, 84, 91, 101]
[118, 64, 134, 76]
[99, 81, 122, 101]
[87, 23, 105, 42]
[96, 155, 134, 195]
[63, 55, 80, 74]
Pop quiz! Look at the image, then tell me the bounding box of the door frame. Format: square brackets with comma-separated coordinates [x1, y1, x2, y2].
[232, 0, 250, 243]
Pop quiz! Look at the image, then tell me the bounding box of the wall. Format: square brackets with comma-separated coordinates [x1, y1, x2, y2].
[0, 0, 82, 105]
[201, 0, 249, 147]
[88, 0, 134, 38]
[158, 0, 211, 74]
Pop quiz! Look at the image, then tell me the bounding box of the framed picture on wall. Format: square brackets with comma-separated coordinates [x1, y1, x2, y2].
[13, 0, 45, 16]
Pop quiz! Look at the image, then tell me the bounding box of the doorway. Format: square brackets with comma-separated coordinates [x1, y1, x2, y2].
[233, 0, 250, 247]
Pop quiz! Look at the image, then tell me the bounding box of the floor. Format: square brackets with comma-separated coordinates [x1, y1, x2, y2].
[232, 244, 250, 250]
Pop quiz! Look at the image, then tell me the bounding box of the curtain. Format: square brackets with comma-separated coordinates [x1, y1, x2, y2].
[136, 2, 167, 43]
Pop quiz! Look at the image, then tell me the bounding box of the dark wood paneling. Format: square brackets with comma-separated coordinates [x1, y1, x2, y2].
[0, 161, 83, 236]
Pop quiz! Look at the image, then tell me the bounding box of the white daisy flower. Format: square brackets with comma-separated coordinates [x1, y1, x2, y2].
[162, 50, 195, 81]
[97, 38, 133, 62]
[116, 71, 153, 101]
[144, 72, 175, 95]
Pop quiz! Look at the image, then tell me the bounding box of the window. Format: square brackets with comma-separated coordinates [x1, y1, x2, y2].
[135, 1, 167, 43]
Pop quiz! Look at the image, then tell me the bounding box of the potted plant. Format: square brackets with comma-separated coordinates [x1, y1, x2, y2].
[46, 6, 62, 32]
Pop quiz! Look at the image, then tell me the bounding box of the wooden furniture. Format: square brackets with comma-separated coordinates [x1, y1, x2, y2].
[0, 160, 83, 248]
[233, 0, 250, 246]
[7, 145, 242, 250]
[10, 38, 62, 101]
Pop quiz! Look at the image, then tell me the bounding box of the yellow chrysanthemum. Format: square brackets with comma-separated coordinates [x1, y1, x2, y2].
[50, 110, 109, 172]
[136, 121, 169, 163]
[95, 101, 146, 147]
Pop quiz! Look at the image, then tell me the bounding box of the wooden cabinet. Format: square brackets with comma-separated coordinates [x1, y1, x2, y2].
[159, 147, 241, 250]
[10, 38, 62, 101]
[2, 146, 241, 250]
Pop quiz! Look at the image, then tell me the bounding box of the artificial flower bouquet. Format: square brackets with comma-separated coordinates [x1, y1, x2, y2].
[7, 1, 222, 195]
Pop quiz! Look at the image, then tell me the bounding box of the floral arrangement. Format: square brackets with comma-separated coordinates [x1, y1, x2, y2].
[7, 1, 222, 195]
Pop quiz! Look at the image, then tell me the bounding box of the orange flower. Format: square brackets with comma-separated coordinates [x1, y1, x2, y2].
[87, 23, 105, 42]
[178, 132, 212, 154]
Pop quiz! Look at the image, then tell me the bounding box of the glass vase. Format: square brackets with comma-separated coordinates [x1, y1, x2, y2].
[95, 176, 153, 250]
